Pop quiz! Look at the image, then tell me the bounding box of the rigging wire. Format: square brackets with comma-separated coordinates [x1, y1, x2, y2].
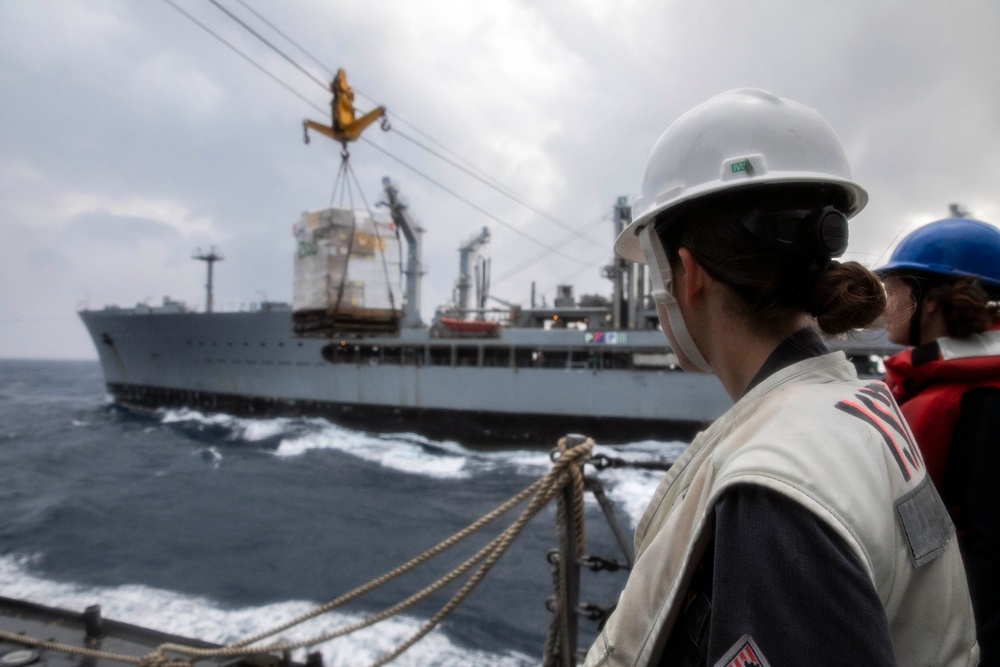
[360, 136, 590, 266]
[329, 155, 353, 209]
[326, 157, 355, 322]
[163, 0, 604, 277]
[193, 1, 502, 194]
[205, 0, 328, 90]
[345, 159, 398, 311]
[213, 0, 550, 215]
[212, 0, 494, 193]
[213, 0, 601, 252]
[867, 224, 911, 270]
[556, 252, 615, 286]
[158, 0, 325, 114]
[493, 212, 612, 286]
[229, 0, 335, 78]
[390, 127, 605, 250]
[383, 113, 502, 186]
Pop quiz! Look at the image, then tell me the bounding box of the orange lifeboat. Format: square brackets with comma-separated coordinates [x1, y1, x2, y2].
[438, 317, 502, 335]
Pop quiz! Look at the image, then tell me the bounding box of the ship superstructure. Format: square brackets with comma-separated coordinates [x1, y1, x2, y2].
[79, 71, 896, 445]
[79, 177, 896, 444]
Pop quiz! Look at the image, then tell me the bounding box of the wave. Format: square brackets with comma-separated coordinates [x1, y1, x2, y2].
[0, 554, 533, 667]
[151, 408, 685, 527]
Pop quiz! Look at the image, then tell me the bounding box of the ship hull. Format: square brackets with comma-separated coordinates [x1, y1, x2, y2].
[105, 381, 704, 444]
[79, 308, 732, 445]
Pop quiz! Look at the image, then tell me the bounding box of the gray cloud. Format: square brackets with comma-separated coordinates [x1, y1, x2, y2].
[1, 0, 999, 359]
[65, 210, 182, 245]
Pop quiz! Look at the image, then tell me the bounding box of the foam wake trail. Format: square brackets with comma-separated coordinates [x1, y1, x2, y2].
[154, 408, 685, 527]
[0, 555, 533, 667]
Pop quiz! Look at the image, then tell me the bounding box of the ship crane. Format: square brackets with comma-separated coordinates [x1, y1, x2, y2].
[380, 177, 425, 328]
[455, 227, 491, 318]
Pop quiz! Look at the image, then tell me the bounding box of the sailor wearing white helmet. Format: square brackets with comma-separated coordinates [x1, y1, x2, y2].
[584, 89, 978, 666]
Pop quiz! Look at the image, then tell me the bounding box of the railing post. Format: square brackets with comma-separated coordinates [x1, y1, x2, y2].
[560, 434, 586, 666]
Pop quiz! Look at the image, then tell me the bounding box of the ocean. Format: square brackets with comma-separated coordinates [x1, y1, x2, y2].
[0, 359, 685, 666]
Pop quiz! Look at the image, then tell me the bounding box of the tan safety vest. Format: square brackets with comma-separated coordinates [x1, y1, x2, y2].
[585, 352, 979, 666]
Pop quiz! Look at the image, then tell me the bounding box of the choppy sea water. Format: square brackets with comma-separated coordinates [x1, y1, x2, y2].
[0, 359, 685, 666]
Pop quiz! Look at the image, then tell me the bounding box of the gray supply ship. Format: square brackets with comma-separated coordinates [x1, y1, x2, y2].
[78, 72, 895, 444]
[78, 177, 894, 445]
[30, 70, 898, 667]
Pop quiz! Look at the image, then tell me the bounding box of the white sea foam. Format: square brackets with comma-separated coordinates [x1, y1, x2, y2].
[585, 441, 686, 530]
[240, 418, 295, 442]
[158, 409, 291, 442]
[158, 407, 228, 425]
[274, 426, 472, 480]
[598, 468, 665, 528]
[0, 555, 533, 667]
[153, 407, 685, 529]
[195, 445, 223, 469]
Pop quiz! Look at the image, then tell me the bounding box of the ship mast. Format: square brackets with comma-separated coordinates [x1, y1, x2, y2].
[610, 197, 632, 329]
[193, 246, 223, 313]
[381, 177, 425, 328]
[456, 227, 491, 318]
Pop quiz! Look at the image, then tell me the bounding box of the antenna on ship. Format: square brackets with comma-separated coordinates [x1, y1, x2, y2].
[193, 246, 224, 313]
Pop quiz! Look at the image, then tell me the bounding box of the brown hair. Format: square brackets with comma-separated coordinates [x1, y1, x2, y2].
[925, 277, 1000, 338]
[654, 185, 885, 336]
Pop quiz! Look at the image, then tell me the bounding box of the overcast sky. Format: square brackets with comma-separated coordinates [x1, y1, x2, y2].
[2, 1, 999, 360]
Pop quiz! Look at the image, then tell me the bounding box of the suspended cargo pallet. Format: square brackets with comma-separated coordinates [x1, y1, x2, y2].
[292, 207, 402, 336]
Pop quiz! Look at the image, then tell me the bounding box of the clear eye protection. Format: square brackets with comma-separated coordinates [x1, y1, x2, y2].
[638, 225, 712, 373]
[638, 223, 676, 306]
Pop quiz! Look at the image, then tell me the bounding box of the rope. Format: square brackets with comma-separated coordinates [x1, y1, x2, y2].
[343, 159, 397, 313]
[542, 436, 590, 667]
[0, 631, 182, 667]
[555, 437, 587, 555]
[2, 438, 594, 667]
[328, 153, 356, 324]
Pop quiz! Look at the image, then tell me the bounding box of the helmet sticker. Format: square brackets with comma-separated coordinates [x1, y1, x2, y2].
[730, 159, 755, 176]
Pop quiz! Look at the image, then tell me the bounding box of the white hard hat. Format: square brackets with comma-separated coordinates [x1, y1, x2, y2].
[616, 88, 868, 264]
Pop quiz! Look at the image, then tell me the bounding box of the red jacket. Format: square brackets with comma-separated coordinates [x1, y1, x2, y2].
[883, 328, 1000, 489]
[886, 327, 1000, 664]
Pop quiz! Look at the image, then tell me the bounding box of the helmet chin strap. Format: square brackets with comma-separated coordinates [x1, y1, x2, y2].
[638, 226, 713, 373]
[906, 275, 941, 347]
[908, 294, 924, 347]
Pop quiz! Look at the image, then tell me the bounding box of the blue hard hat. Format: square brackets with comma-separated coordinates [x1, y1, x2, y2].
[876, 217, 1000, 290]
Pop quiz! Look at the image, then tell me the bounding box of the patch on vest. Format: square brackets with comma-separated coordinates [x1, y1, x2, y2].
[835, 381, 923, 481]
[713, 634, 770, 667]
[896, 475, 954, 566]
